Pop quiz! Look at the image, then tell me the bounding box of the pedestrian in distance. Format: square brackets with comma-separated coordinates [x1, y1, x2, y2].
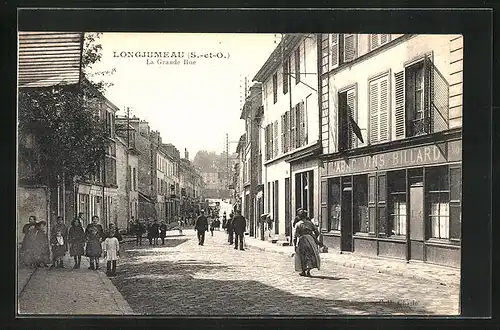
[227, 212, 234, 245]
[20, 215, 38, 268]
[293, 209, 324, 277]
[232, 210, 246, 251]
[159, 220, 167, 244]
[134, 218, 145, 246]
[68, 218, 85, 269]
[152, 219, 160, 245]
[177, 217, 183, 236]
[103, 231, 120, 277]
[209, 219, 215, 237]
[51, 216, 68, 268]
[195, 210, 209, 246]
[85, 216, 104, 270]
[50, 230, 66, 269]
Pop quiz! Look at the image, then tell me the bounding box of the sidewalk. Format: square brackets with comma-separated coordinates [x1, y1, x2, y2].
[17, 254, 135, 315]
[244, 236, 460, 287]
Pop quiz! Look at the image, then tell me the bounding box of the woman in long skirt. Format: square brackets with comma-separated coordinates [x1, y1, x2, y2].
[20, 216, 38, 268]
[85, 216, 104, 270]
[33, 221, 51, 267]
[294, 215, 322, 277]
[68, 218, 85, 268]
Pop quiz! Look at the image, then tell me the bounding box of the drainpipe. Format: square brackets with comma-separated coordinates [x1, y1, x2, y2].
[288, 37, 294, 245]
[316, 33, 324, 232]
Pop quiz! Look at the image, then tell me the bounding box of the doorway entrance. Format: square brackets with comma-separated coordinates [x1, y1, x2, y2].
[409, 169, 424, 261]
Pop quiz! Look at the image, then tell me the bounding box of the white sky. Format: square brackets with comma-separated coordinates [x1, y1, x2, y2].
[89, 33, 279, 157]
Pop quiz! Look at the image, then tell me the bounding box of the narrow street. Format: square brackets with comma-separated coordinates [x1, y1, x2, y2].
[111, 230, 459, 315]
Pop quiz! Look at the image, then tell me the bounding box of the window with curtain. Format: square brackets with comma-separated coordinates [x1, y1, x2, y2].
[426, 166, 450, 239]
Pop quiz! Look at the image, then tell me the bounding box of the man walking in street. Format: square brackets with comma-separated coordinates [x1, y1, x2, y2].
[195, 210, 209, 246]
[232, 210, 246, 251]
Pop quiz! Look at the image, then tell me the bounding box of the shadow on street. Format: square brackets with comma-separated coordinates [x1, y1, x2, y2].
[111, 244, 433, 316]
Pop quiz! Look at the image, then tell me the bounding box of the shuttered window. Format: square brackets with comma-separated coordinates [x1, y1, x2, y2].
[339, 87, 356, 151]
[283, 59, 289, 95]
[272, 73, 278, 104]
[273, 120, 279, 157]
[394, 70, 406, 139]
[294, 48, 300, 84]
[290, 105, 296, 151]
[297, 102, 306, 148]
[369, 34, 391, 51]
[369, 74, 390, 144]
[281, 114, 286, 153]
[284, 111, 290, 153]
[344, 34, 357, 62]
[330, 33, 339, 68]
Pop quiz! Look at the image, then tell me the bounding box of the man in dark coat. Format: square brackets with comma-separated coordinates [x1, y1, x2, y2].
[51, 216, 68, 268]
[194, 210, 209, 246]
[232, 210, 246, 251]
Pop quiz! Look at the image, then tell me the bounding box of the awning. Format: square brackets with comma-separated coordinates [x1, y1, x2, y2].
[138, 191, 155, 204]
[18, 32, 84, 88]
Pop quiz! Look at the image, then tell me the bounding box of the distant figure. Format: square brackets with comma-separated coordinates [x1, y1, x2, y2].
[177, 218, 184, 235]
[232, 210, 247, 251]
[51, 216, 68, 268]
[103, 231, 120, 277]
[68, 218, 85, 269]
[50, 230, 66, 268]
[134, 218, 145, 246]
[227, 212, 234, 245]
[34, 221, 50, 268]
[21, 215, 38, 268]
[209, 219, 215, 237]
[222, 212, 227, 230]
[159, 220, 168, 244]
[85, 216, 104, 270]
[195, 210, 209, 246]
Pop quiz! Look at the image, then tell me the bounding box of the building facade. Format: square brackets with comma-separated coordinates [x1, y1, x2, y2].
[318, 34, 462, 267]
[253, 34, 320, 243]
[162, 143, 181, 222]
[239, 83, 264, 237]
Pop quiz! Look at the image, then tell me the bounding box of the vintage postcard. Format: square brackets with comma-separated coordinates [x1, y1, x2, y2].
[17, 28, 463, 316]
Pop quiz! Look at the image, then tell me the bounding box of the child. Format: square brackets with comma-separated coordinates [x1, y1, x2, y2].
[103, 231, 120, 277]
[50, 230, 66, 268]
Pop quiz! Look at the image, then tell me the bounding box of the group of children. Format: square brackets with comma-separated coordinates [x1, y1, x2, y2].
[21, 214, 122, 277]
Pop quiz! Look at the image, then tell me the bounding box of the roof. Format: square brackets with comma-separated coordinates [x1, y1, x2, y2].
[252, 34, 303, 82]
[18, 32, 84, 88]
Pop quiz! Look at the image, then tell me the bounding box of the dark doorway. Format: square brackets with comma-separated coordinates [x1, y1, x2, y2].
[341, 178, 353, 252]
[409, 169, 424, 261]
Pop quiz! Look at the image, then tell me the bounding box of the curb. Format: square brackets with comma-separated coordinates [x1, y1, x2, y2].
[17, 267, 38, 298]
[246, 242, 459, 287]
[97, 271, 136, 315]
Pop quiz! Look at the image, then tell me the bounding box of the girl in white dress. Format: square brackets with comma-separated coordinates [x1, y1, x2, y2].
[103, 232, 120, 277]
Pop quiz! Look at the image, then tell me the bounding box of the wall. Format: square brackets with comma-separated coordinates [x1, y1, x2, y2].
[115, 140, 128, 230]
[17, 186, 49, 245]
[326, 34, 462, 153]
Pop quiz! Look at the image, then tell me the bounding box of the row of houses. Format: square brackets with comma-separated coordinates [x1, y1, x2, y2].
[234, 33, 462, 268]
[17, 32, 205, 245]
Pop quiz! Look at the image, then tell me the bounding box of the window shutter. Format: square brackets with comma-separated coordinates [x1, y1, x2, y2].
[379, 77, 389, 142]
[369, 81, 379, 144]
[330, 34, 339, 68]
[370, 34, 379, 50]
[295, 104, 301, 148]
[299, 102, 306, 147]
[281, 114, 286, 153]
[265, 125, 269, 160]
[346, 89, 356, 148]
[394, 70, 406, 139]
[423, 55, 432, 133]
[320, 180, 328, 232]
[380, 34, 389, 45]
[344, 34, 357, 62]
[430, 57, 450, 132]
[321, 34, 329, 74]
[274, 120, 279, 156]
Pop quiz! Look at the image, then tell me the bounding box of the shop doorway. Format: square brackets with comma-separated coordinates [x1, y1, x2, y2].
[409, 175, 424, 261]
[341, 183, 353, 252]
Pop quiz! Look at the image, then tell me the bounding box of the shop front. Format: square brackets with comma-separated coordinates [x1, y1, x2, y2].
[320, 135, 461, 268]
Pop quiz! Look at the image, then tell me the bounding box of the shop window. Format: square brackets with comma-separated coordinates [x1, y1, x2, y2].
[353, 175, 368, 233]
[367, 175, 376, 233]
[426, 166, 450, 240]
[388, 170, 407, 236]
[328, 178, 341, 231]
[449, 166, 462, 240]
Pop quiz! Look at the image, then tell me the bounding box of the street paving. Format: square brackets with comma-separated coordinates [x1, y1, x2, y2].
[111, 230, 460, 316]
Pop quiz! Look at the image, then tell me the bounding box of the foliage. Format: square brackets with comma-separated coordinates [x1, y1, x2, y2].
[18, 32, 114, 185]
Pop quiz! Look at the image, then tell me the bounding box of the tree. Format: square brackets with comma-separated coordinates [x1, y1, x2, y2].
[18, 32, 115, 187]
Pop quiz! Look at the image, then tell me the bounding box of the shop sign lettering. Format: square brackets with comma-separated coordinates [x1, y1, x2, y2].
[328, 142, 460, 175]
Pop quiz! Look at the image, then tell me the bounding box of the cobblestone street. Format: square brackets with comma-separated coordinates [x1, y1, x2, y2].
[111, 230, 460, 316]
